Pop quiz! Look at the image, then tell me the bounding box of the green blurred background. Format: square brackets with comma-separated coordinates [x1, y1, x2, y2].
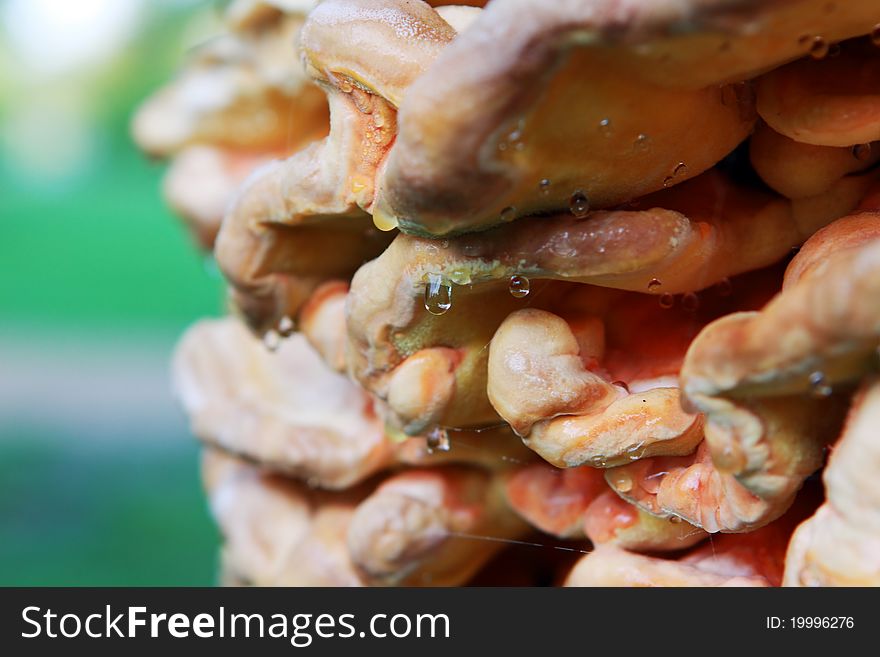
[0, 0, 230, 584]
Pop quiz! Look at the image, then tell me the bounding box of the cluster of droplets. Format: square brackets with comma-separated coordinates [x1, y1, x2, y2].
[424, 273, 453, 316]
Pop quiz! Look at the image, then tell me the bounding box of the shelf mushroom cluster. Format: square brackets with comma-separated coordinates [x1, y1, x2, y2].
[135, 0, 880, 586]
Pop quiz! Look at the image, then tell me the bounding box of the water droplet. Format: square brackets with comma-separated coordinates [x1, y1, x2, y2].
[659, 293, 675, 309]
[681, 292, 700, 313]
[277, 316, 295, 337]
[634, 133, 650, 152]
[626, 443, 644, 461]
[498, 141, 508, 151]
[613, 474, 633, 493]
[539, 178, 551, 195]
[426, 427, 450, 453]
[647, 278, 662, 291]
[669, 515, 683, 524]
[508, 275, 530, 298]
[373, 112, 385, 128]
[598, 118, 612, 137]
[424, 273, 452, 315]
[263, 330, 281, 352]
[569, 190, 590, 218]
[714, 277, 733, 297]
[663, 163, 686, 187]
[612, 380, 630, 393]
[826, 42, 841, 58]
[589, 455, 607, 468]
[808, 36, 829, 59]
[338, 78, 353, 93]
[853, 143, 872, 161]
[808, 371, 832, 397]
[872, 25, 880, 47]
[500, 206, 516, 222]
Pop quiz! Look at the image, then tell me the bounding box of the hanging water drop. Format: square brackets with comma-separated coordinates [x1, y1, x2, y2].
[613, 473, 633, 493]
[508, 275, 530, 298]
[277, 315, 295, 337]
[598, 117, 612, 137]
[808, 36, 829, 59]
[634, 133, 650, 152]
[426, 427, 450, 453]
[589, 455, 607, 468]
[263, 330, 281, 352]
[809, 371, 832, 397]
[500, 206, 516, 222]
[853, 143, 872, 161]
[647, 278, 662, 291]
[569, 190, 590, 218]
[424, 273, 452, 315]
[669, 515, 683, 524]
[681, 292, 700, 313]
[539, 178, 551, 195]
[612, 380, 630, 393]
[714, 277, 733, 297]
[659, 293, 675, 309]
[626, 443, 645, 461]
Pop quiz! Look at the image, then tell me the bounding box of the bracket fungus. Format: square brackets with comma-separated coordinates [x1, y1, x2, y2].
[133, 1, 329, 247]
[140, 0, 880, 586]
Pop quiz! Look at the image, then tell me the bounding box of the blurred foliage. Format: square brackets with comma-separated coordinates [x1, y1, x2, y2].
[0, 2, 230, 585]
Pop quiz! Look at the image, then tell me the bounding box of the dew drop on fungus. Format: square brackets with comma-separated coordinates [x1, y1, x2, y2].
[589, 455, 607, 468]
[277, 315, 295, 337]
[669, 515, 683, 524]
[426, 427, 450, 453]
[809, 371, 832, 397]
[626, 443, 644, 461]
[569, 190, 590, 218]
[263, 330, 281, 352]
[714, 277, 733, 297]
[539, 178, 551, 195]
[508, 275, 530, 298]
[808, 36, 829, 59]
[659, 293, 675, 309]
[612, 380, 630, 393]
[614, 474, 633, 493]
[634, 133, 650, 151]
[827, 42, 841, 58]
[648, 278, 662, 291]
[853, 143, 872, 161]
[681, 292, 700, 313]
[424, 273, 452, 315]
[663, 162, 687, 187]
[598, 117, 612, 137]
[500, 206, 516, 222]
